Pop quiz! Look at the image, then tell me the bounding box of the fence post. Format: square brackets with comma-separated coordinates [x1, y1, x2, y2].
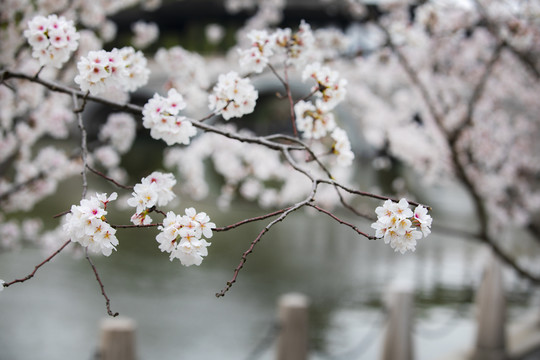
[380, 281, 414, 360]
[98, 317, 137, 360]
[276, 292, 310, 360]
[472, 249, 507, 360]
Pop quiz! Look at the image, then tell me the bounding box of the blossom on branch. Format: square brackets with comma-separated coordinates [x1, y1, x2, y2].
[294, 99, 336, 139]
[156, 208, 215, 266]
[302, 62, 347, 110]
[127, 172, 177, 225]
[63, 192, 119, 256]
[238, 29, 275, 73]
[142, 88, 197, 145]
[371, 198, 432, 254]
[208, 71, 258, 120]
[74, 47, 149, 95]
[24, 14, 80, 69]
[331, 127, 354, 167]
[238, 20, 315, 72]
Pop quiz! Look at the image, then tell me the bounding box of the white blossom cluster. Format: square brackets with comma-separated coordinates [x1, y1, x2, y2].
[63, 193, 119, 256]
[294, 62, 353, 166]
[142, 88, 197, 145]
[238, 20, 315, 73]
[371, 198, 432, 254]
[294, 100, 336, 140]
[208, 71, 258, 120]
[23, 14, 80, 68]
[331, 128, 355, 167]
[131, 20, 159, 49]
[74, 47, 150, 95]
[302, 62, 347, 109]
[156, 208, 215, 266]
[154, 46, 210, 111]
[1, 146, 80, 213]
[127, 172, 177, 225]
[98, 113, 137, 154]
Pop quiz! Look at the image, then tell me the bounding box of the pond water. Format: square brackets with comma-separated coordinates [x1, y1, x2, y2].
[0, 182, 539, 360]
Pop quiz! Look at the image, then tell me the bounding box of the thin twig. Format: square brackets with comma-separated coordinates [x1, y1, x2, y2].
[283, 63, 298, 138]
[214, 207, 291, 232]
[72, 92, 88, 199]
[3, 240, 72, 288]
[216, 180, 319, 298]
[318, 179, 429, 209]
[215, 201, 309, 298]
[84, 248, 119, 317]
[86, 165, 133, 190]
[268, 63, 298, 137]
[53, 209, 71, 218]
[111, 223, 161, 229]
[308, 204, 376, 240]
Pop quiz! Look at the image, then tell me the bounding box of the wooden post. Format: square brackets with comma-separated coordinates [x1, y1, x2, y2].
[276, 292, 310, 360]
[472, 249, 507, 360]
[380, 282, 414, 360]
[99, 317, 136, 360]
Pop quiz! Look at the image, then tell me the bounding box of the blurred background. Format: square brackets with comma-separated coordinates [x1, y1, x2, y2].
[1, 0, 539, 359]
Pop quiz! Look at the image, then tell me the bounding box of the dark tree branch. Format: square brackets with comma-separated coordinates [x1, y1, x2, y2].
[3, 240, 72, 288]
[86, 165, 134, 190]
[308, 204, 376, 240]
[84, 249, 118, 317]
[214, 207, 291, 232]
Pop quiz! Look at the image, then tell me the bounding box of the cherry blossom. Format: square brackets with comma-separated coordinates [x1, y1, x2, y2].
[238, 30, 275, 73]
[127, 172, 177, 224]
[23, 14, 80, 68]
[156, 208, 214, 266]
[63, 193, 119, 256]
[294, 99, 336, 140]
[131, 21, 159, 49]
[371, 198, 432, 254]
[99, 113, 137, 154]
[331, 127, 355, 167]
[302, 62, 347, 110]
[142, 88, 197, 145]
[74, 47, 149, 95]
[208, 71, 258, 120]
